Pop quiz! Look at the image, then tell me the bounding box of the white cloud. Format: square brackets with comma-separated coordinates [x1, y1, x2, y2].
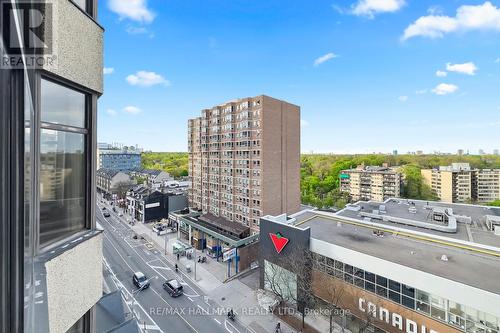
[106, 109, 117, 116]
[300, 119, 310, 127]
[446, 62, 478, 75]
[108, 0, 155, 23]
[314, 53, 338, 66]
[352, 0, 406, 18]
[432, 83, 459, 95]
[103, 67, 114, 75]
[494, 57, 500, 63]
[402, 2, 500, 40]
[436, 70, 447, 77]
[126, 71, 170, 87]
[126, 26, 149, 35]
[398, 95, 408, 102]
[415, 89, 428, 95]
[123, 106, 142, 114]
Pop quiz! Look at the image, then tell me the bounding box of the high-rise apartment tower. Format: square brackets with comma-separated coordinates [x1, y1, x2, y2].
[188, 95, 300, 234]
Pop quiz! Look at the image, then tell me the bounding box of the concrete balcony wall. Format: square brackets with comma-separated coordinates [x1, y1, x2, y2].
[43, 0, 103, 93]
[45, 233, 103, 333]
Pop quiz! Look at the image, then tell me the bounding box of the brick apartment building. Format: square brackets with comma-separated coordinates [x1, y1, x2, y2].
[188, 95, 300, 234]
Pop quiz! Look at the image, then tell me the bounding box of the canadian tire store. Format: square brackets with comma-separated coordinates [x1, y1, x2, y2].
[259, 212, 500, 333]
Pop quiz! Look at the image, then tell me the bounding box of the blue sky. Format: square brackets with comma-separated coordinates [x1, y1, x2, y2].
[98, 0, 500, 153]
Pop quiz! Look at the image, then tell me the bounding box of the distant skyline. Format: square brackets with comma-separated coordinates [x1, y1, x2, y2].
[98, 0, 500, 153]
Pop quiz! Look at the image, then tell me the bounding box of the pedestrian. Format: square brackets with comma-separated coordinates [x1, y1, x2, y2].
[275, 322, 281, 333]
[177, 253, 180, 261]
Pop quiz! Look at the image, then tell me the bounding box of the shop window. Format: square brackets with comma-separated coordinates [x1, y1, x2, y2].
[376, 285, 387, 298]
[402, 284, 415, 298]
[354, 277, 364, 289]
[365, 271, 375, 283]
[376, 275, 387, 287]
[402, 296, 415, 309]
[345, 264, 353, 275]
[416, 300, 430, 314]
[344, 273, 353, 285]
[365, 282, 375, 293]
[389, 280, 400, 292]
[389, 291, 401, 304]
[353, 267, 364, 279]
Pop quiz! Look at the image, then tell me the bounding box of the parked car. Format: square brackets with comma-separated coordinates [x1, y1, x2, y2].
[103, 212, 110, 218]
[153, 224, 167, 234]
[163, 279, 183, 297]
[132, 272, 150, 290]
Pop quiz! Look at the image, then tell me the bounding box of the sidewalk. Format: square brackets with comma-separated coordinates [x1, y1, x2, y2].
[105, 202, 328, 333]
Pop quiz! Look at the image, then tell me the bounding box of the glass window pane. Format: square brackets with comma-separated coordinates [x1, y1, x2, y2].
[389, 280, 400, 292]
[353, 267, 364, 278]
[72, 0, 87, 12]
[41, 79, 86, 128]
[402, 296, 415, 309]
[402, 284, 415, 298]
[365, 282, 375, 293]
[416, 290, 430, 303]
[365, 271, 375, 283]
[416, 300, 430, 314]
[345, 264, 353, 274]
[344, 273, 353, 284]
[389, 291, 401, 304]
[376, 275, 387, 287]
[354, 277, 364, 288]
[376, 285, 387, 298]
[40, 130, 85, 246]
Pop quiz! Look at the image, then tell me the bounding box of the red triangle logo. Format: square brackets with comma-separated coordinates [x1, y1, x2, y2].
[269, 232, 289, 254]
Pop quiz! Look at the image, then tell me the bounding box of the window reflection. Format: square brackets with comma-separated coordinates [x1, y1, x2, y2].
[40, 130, 85, 246]
[41, 79, 85, 128]
[312, 253, 500, 333]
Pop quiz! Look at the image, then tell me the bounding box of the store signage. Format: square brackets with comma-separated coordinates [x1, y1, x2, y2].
[269, 232, 289, 254]
[358, 298, 438, 333]
[145, 202, 160, 209]
[223, 248, 236, 262]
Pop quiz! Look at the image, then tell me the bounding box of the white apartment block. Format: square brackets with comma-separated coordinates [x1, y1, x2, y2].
[340, 165, 402, 202]
[422, 163, 500, 203]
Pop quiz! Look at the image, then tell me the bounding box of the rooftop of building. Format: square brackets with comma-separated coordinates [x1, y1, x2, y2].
[188, 95, 300, 121]
[341, 165, 400, 174]
[97, 168, 125, 179]
[129, 167, 168, 177]
[284, 198, 500, 294]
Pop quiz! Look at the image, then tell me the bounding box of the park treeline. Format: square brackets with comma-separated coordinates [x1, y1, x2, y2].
[142, 152, 500, 209]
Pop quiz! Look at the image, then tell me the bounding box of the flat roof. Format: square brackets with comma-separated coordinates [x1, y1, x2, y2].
[291, 201, 500, 294]
[336, 198, 500, 246]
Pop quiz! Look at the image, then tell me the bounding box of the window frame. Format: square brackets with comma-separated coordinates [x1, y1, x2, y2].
[35, 72, 97, 252]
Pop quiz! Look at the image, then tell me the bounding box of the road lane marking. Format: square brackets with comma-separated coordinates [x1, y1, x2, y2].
[197, 304, 209, 315]
[103, 258, 164, 333]
[224, 319, 241, 333]
[150, 265, 171, 271]
[214, 318, 221, 325]
[101, 218, 202, 333]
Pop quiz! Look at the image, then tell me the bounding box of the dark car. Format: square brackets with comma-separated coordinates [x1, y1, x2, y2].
[103, 212, 111, 217]
[133, 272, 150, 290]
[163, 279, 183, 297]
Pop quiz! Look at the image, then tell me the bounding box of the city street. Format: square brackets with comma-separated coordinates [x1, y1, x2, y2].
[97, 206, 252, 333]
